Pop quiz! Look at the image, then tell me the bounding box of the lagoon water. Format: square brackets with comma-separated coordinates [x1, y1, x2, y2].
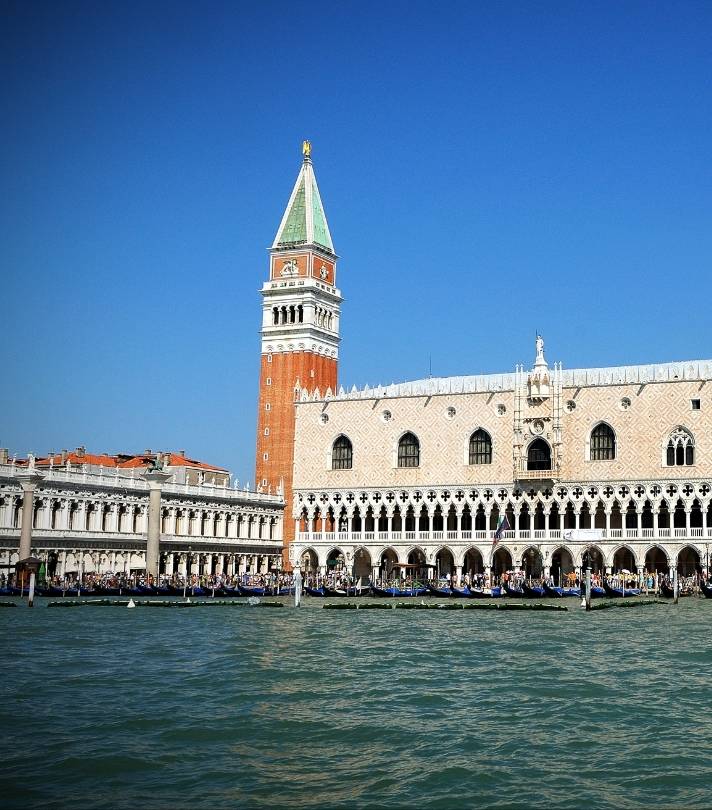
[1, 597, 711, 809]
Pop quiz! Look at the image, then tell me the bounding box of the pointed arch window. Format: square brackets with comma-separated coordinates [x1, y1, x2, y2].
[469, 429, 492, 465]
[331, 435, 353, 470]
[666, 427, 694, 466]
[590, 423, 616, 461]
[397, 432, 420, 468]
[527, 438, 551, 471]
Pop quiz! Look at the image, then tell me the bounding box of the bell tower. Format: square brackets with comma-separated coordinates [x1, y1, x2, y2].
[256, 142, 342, 563]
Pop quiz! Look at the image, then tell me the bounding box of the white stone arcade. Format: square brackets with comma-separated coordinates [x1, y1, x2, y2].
[0, 462, 285, 579]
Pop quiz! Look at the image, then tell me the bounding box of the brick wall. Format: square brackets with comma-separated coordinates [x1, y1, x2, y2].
[256, 351, 337, 564]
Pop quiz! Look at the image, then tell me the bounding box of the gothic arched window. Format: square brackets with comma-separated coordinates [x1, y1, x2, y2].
[331, 435, 353, 470]
[468, 429, 492, 465]
[666, 427, 694, 466]
[590, 423, 616, 461]
[527, 438, 551, 471]
[397, 432, 420, 468]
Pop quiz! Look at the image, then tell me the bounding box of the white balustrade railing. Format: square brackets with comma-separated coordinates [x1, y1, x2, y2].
[294, 526, 712, 546]
[0, 526, 279, 545]
[0, 462, 283, 504]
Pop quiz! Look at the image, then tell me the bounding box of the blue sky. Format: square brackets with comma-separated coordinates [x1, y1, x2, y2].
[2, 0, 711, 480]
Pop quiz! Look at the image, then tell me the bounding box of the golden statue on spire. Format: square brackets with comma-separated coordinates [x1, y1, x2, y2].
[302, 139, 311, 158]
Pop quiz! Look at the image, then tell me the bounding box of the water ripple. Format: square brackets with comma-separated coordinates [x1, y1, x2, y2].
[1, 599, 711, 808]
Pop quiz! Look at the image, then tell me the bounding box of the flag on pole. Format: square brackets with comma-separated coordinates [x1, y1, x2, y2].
[493, 514, 510, 546]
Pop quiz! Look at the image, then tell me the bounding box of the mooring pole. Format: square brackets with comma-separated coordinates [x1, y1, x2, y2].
[28, 572, 35, 608]
[585, 566, 592, 611]
[294, 565, 302, 608]
[673, 568, 679, 604]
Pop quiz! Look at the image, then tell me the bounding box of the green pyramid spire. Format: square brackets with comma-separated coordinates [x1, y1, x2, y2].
[273, 144, 334, 253]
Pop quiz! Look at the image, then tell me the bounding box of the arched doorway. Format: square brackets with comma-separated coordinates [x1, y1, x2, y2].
[326, 548, 346, 575]
[551, 547, 574, 586]
[492, 547, 513, 579]
[300, 548, 318, 574]
[407, 547, 427, 581]
[379, 547, 398, 581]
[645, 545, 668, 573]
[435, 547, 454, 579]
[677, 546, 701, 577]
[463, 547, 484, 576]
[521, 546, 543, 579]
[612, 546, 636, 573]
[581, 546, 604, 574]
[352, 547, 372, 583]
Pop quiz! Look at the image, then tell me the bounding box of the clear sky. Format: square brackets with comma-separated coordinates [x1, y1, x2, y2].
[2, 0, 711, 480]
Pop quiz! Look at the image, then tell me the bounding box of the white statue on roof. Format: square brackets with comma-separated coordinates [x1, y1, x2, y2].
[528, 333, 550, 401]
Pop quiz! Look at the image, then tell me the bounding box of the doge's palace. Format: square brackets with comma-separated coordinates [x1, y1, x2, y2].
[289, 337, 712, 585]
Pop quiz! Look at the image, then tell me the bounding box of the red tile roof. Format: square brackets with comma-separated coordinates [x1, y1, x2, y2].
[32, 450, 227, 472]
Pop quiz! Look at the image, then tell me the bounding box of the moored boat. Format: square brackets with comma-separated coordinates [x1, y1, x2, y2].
[700, 581, 712, 599]
[449, 584, 477, 599]
[467, 586, 503, 598]
[521, 583, 546, 598]
[370, 584, 428, 598]
[237, 584, 266, 597]
[426, 583, 453, 597]
[660, 582, 692, 598]
[543, 583, 564, 598]
[503, 583, 525, 598]
[603, 582, 641, 598]
[304, 586, 325, 597]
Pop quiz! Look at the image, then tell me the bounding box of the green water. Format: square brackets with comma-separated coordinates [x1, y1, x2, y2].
[1, 597, 711, 809]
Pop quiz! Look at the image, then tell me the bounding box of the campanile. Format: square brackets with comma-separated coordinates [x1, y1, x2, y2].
[256, 141, 342, 564]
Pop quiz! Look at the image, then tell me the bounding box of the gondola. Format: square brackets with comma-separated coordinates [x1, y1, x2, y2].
[603, 582, 640, 598]
[660, 582, 692, 598]
[562, 587, 582, 598]
[449, 584, 478, 599]
[94, 585, 122, 596]
[237, 585, 266, 597]
[304, 586, 326, 597]
[45, 585, 80, 597]
[521, 583, 546, 598]
[543, 583, 565, 598]
[467, 586, 504, 599]
[700, 581, 712, 599]
[370, 584, 428, 598]
[324, 585, 368, 597]
[503, 583, 526, 598]
[426, 583, 453, 597]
